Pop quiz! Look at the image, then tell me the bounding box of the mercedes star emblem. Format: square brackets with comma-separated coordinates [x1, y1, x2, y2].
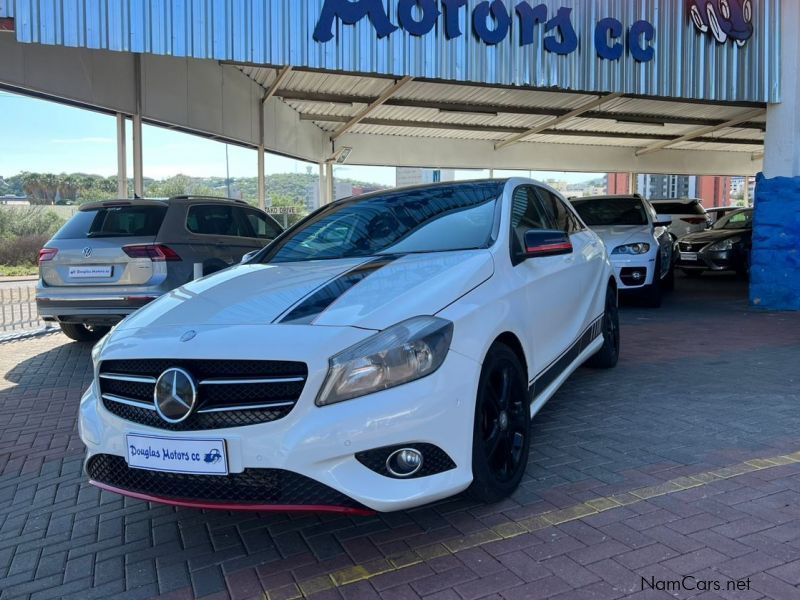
[153, 367, 197, 423]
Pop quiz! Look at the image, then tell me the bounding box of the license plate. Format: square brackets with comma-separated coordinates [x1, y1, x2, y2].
[680, 252, 698, 261]
[69, 265, 113, 278]
[126, 433, 228, 475]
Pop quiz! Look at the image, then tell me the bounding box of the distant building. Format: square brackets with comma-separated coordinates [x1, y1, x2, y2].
[730, 176, 756, 204]
[0, 194, 30, 205]
[305, 181, 353, 211]
[395, 168, 455, 187]
[635, 174, 730, 207]
[606, 173, 631, 195]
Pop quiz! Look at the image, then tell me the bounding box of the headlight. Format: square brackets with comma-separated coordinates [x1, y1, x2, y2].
[316, 316, 454, 406]
[708, 238, 740, 251]
[612, 243, 651, 255]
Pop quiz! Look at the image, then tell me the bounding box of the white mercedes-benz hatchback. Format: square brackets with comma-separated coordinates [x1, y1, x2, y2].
[80, 179, 618, 514]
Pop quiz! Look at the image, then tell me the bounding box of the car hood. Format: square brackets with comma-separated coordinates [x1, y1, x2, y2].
[116, 250, 494, 332]
[680, 228, 749, 244]
[589, 225, 652, 248]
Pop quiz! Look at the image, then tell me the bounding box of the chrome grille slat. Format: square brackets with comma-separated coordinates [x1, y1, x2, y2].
[199, 377, 305, 385]
[99, 373, 157, 384]
[102, 393, 156, 411]
[196, 401, 297, 413]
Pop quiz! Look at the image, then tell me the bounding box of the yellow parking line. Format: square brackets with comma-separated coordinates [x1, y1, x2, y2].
[265, 450, 800, 600]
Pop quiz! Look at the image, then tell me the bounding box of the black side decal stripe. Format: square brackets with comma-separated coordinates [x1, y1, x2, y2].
[530, 316, 603, 398]
[278, 256, 401, 325]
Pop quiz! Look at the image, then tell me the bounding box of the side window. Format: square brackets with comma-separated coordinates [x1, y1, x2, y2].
[242, 209, 282, 240]
[538, 189, 583, 234]
[510, 186, 553, 259]
[187, 205, 241, 236]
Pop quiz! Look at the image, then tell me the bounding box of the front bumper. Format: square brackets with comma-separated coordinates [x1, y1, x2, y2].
[79, 347, 480, 513]
[610, 254, 656, 289]
[37, 287, 160, 324]
[677, 249, 744, 272]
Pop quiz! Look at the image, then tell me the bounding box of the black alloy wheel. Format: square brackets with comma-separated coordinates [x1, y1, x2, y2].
[586, 285, 620, 369]
[468, 344, 530, 503]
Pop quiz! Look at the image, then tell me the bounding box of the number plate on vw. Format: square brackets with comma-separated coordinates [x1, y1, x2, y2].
[680, 252, 698, 262]
[126, 433, 228, 475]
[69, 265, 112, 278]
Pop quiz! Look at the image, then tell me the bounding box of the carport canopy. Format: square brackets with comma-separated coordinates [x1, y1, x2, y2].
[231, 64, 766, 177]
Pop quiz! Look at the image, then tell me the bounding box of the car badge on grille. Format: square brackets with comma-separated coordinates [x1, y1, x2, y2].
[154, 368, 197, 423]
[180, 330, 197, 342]
[82, 247, 93, 258]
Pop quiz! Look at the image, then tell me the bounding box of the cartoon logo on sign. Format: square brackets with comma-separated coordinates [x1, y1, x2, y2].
[688, 0, 753, 46]
[204, 449, 223, 464]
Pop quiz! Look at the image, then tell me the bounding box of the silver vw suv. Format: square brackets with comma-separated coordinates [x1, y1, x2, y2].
[37, 196, 282, 341]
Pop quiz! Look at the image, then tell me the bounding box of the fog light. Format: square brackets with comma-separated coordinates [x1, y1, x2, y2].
[386, 448, 424, 477]
[632, 271, 643, 281]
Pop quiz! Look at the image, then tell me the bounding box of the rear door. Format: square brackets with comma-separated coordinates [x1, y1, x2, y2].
[42, 204, 168, 287]
[183, 204, 256, 267]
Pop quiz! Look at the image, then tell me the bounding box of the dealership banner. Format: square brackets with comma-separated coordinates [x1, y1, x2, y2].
[4, 0, 780, 102]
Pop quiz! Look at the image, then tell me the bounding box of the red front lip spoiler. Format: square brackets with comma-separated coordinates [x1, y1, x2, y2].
[89, 480, 376, 516]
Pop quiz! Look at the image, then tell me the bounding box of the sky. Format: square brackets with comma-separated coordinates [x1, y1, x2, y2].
[0, 90, 601, 186]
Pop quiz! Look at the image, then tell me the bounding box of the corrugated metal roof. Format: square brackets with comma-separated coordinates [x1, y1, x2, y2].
[10, 0, 781, 103]
[238, 66, 764, 154]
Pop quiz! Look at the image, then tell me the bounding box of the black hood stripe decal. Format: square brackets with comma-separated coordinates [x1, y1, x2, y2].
[278, 255, 402, 325]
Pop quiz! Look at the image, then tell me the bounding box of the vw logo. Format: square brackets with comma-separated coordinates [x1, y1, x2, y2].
[153, 367, 197, 423]
[82, 247, 93, 258]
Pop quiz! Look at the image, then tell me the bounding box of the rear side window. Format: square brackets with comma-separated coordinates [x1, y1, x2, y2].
[187, 205, 244, 236]
[52, 205, 167, 240]
[652, 201, 706, 215]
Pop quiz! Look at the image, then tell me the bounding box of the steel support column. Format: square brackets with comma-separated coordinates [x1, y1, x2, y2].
[132, 54, 144, 197]
[326, 162, 335, 204]
[318, 162, 327, 206]
[116, 113, 128, 199]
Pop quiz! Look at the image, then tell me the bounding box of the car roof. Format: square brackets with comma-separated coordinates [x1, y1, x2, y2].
[78, 195, 250, 212]
[571, 194, 644, 202]
[649, 197, 702, 204]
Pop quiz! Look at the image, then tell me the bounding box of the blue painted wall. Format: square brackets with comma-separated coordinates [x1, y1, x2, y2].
[750, 173, 800, 310]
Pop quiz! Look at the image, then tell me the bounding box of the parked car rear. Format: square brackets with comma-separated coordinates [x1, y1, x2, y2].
[37, 196, 282, 341]
[649, 198, 712, 239]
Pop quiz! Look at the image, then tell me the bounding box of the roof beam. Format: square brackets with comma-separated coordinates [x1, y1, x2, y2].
[298, 113, 763, 146]
[494, 93, 623, 150]
[635, 108, 766, 156]
[275, 89, 767, 131]
[330, 76, 413, 141]
[261, 66, 292, 104]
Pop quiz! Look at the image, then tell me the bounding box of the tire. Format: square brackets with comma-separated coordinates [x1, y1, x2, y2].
[586, 285, 620, 369]
[639, 258, 663, 308]
[59, 323, 111, 342]
[468, 343, 531, 504]
[662, 261, 675, 291]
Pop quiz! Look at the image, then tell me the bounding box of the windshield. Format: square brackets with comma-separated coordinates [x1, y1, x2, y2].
[53, 205, 167, 240]
[571, 198, 648, 226]
[714, 209, 753, 230]
[651, 201, 706, 216]
[260, 182, 503, 263]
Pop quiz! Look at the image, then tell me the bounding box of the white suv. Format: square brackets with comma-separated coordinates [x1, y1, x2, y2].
[80, 179, 618, 514]
[571, 195, 674, 307]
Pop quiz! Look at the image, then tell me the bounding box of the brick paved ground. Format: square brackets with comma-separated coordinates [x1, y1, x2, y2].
[1, 274, 800, 600]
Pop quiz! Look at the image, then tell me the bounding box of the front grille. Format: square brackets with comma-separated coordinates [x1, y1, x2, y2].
[99, 359, 307, 430]
[679, 242, 706, 252]
[87, 454, 366, 509]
